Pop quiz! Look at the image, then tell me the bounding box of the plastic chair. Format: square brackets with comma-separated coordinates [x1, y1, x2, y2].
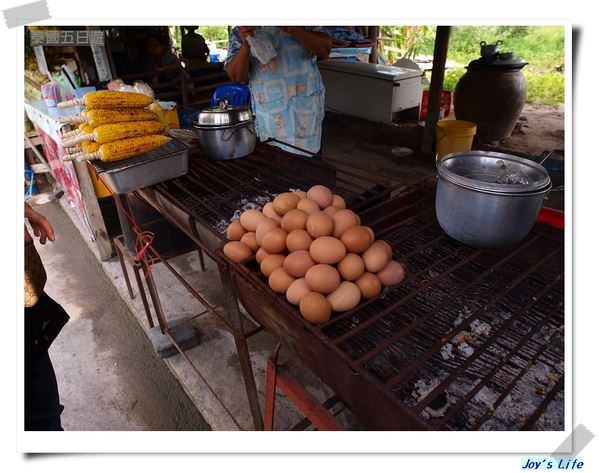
[211, 83, 250, 107]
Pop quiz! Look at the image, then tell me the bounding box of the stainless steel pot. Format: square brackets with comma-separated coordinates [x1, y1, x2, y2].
[435, 151, 552, 248]
[193, 120, 256, 160]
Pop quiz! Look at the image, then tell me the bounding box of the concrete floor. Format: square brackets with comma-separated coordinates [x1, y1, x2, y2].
[33, 200, 209, 431]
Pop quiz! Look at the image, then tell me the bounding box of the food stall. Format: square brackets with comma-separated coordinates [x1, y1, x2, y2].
[23, 25, 565, 432]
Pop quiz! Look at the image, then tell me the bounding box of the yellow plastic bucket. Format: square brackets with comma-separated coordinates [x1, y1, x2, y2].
[435, 120, 477, 161]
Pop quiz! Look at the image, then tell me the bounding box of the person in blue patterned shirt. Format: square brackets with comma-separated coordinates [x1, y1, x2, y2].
[225, 26, 331, 155]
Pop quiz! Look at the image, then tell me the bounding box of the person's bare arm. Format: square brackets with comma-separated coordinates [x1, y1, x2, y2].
[25, 203, 55, 244]
[225, 27, 256, 83]
[280, 27, 332, 59]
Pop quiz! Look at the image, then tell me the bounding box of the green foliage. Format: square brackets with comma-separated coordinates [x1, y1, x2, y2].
[196, 26, 229, 44]
[380, 26, 436, 61]
[524, 71, 565, 105]
[389, 25, 565, 105]
[442, 25, 564, 72]
[442, 68, 467, 92]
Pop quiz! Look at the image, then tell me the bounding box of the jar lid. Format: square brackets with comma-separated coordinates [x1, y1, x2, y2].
[437, 151, 551, 194]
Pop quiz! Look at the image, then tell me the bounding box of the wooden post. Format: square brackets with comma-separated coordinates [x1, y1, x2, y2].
[368, 26, 380, 64]
[421, 26, 451, 158]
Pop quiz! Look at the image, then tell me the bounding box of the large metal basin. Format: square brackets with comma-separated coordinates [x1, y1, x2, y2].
[435, 151, 551, 248]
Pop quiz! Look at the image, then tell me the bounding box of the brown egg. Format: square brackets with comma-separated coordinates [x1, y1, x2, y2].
[341, 226, 374, 254]
[286, 278, 311, 306]
[272, 192, 300, 216]
[293, 190, 308, 200]
[332, 194, 346, 209]
[269, 267, 295, 294]
[377, 261, 406, 286]
[255, 218, 279, 246]
[337, 253, 365, 281]
[286, 229, 313, 252]
[365, 226, 375, 242]
[255, 247, 269, 264]
[297, 198, 320, 215]
[309, 236, 346, 264]
[263, 202, 282, 223]
[362, 240, 391, 273]
[327, 281, 362, 312]
[223, 241, 252, 263]
[226, 220, 246, 241]
[323, 205, 341, 217]
[333, 209, 361, 238]
[260, 254, 285, 277]
[283, 250, 315, 278]
[307, 185, 333, 209]
[261, 227, 288, 254]
[373, 239, 392, 259]
[306, 211, 334, 238]
[356, 272, 382, 299]
[299, 292, 331, 324]
[240, 232, 258, 252]
[281, 209, 308, 232]
[239, 209, 265, 231]
[305, 264, 341, 294]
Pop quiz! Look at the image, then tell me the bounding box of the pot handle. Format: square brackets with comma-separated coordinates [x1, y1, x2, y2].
[221, 121, 253, 142]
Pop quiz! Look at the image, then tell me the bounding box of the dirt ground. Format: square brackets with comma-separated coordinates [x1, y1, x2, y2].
[493, 103, 565, 156]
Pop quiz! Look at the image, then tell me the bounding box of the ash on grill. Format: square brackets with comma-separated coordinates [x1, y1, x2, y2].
[214, 188, 305, 235]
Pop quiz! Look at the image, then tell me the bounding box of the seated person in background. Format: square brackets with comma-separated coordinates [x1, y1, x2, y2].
[181, 26, 210, 68]
[145, 34, 183, 87]
[225, 26, 331, 155]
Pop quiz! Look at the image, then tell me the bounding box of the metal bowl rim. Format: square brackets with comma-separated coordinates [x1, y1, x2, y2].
[192, 119, 254, 130]
[196, 107, 252, 126]
[437, 173, 552, 197]
[437, 150, 551, 194]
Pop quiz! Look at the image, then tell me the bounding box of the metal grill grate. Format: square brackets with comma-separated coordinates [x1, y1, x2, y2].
[155, 142, 403, 238]
[153, 143, 564, 431]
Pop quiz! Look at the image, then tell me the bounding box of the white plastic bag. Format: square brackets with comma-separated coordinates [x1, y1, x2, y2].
[247, 30, 277, 65]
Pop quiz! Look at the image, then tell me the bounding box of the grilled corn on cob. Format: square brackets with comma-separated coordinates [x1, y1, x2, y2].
[58, 90, 153, 109]
[79, 123, 94, 133]
[61, 120, 164, 147]
[65, 135, 170, 163]
[82, 140, 101, 154]
[63, 140, 100, 155]
[59, 108, 156, 127]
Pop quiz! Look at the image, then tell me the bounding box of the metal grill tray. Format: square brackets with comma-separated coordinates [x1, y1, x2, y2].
[92, 138, 189, 194]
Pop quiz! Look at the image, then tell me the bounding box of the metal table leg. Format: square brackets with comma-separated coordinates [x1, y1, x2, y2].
[115, 237, 135, 299]
[264, 343, 343, 431]
[114, 235, 156, 329]
[218, 260, 264, 431]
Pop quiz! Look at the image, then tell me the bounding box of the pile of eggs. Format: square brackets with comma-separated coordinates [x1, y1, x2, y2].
[223, 185, 405, 325]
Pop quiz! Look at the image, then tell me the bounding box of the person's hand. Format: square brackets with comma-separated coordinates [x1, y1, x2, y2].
[25, 205, 55, 244]
[238, 26, 257, 43]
